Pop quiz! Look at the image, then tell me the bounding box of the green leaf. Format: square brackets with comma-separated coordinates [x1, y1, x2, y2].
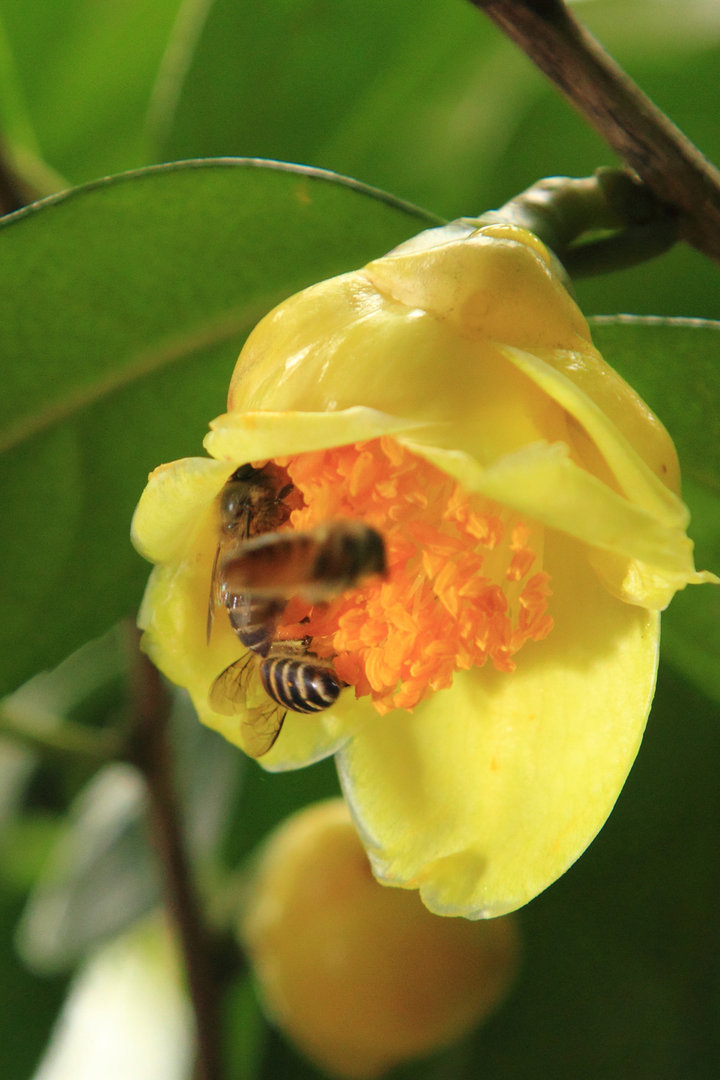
[0, 889, 68, 1080]
[0, 159, 436, 696]
[655, 479, 720, 706]
[590, 317, 720, 495]
[0, 0, 183, 183]
[154, 0, 535, 218]
[14, 681, 244, 972]
[15, 763, 159, 973]
[223, 975, 267, 1080]
[590, 317, 720, 701]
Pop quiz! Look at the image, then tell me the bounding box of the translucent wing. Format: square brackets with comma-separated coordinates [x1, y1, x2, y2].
[207, 492, 253, 644]
[209, 655, 285, 758]
[206, 544, 223, 644]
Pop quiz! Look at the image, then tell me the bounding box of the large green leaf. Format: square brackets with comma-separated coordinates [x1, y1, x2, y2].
[0, 159, 436, 696]
[154, 0, 536, 218]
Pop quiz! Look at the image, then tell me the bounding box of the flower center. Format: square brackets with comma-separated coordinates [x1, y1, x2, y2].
[273, 437, 552, 715]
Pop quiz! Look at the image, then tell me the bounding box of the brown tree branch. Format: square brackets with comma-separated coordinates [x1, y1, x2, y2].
[470, 0, 720, 264]
[128, 631, 224, 1080]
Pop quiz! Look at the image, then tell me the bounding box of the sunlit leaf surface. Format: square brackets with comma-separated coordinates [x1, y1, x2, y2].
[0, 160, 434, 695]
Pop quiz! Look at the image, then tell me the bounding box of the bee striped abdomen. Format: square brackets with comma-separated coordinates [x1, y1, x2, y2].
[259, 656, 341, 714]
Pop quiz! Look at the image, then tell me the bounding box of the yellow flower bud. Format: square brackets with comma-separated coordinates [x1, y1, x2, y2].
[241, 799, 519, 1079]
[132, 219, 715, 918]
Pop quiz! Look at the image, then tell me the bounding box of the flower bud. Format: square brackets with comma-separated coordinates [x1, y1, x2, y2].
[240, 799, 519, 1078]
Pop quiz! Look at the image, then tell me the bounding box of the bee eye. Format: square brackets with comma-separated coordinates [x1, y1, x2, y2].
[220, 481, 247, 525]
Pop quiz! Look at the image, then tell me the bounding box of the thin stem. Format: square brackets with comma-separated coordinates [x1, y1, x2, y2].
[471, 0, 720, 264]
[128, 631, 223, 1080]
[476, 168, 678, 275]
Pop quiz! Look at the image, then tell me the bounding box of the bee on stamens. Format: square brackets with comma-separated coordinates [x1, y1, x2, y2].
[207, 464, 386, 757]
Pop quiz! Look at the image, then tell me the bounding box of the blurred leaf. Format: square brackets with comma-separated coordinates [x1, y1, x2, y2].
[152, 0, 720, 331]
[0, 627, 127, 774]
[0, 739, 36, 832]
[572, 0, 720, 52]
[590, 317, 720, 701]
[657, 479, 720, 707]
[155, 0, 537, 217]
[31, 915, 192, 1080]
[0, 889, 68, 1080]
[16, 763, 158, 973]
[5, 625, 128, 723]
[157, 0, 720, 241]
[590, 317, 720, 495]
[173, 686, 246, 859]
[0, 159, 435, 696]
[14, 677, 243, 971]
[0, 0, 183, 184]
[1, 816, 65, 891]
[223, 975, 267, 1080]
[0, 7, 39, 151]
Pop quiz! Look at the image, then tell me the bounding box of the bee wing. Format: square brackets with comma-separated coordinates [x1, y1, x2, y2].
[208, 498, 255, 644]
[241, 706, 285, 759]
[209, 655, 285, 758]
[206, 544, 223, 645]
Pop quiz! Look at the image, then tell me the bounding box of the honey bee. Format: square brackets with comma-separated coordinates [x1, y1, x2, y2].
[208, 464, 386, 757]
[206, 462, 295, 650]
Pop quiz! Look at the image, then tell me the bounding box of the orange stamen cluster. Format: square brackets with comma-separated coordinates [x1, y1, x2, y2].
[275, 437, 552, 714]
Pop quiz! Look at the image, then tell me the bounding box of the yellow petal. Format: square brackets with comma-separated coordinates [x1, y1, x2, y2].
[530, 343, 682, 496]
[336, 532, 659, 918]
[204, 406, 426, 463]
[225, 267, 572, 466]
[499, 344, 683, 518]
[397, 437, 706, 609]
[363, 222, 591, 349]
[131, 458, 231, 564]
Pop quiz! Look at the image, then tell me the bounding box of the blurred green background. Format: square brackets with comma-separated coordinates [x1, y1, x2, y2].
[0, 1, 718, 1077]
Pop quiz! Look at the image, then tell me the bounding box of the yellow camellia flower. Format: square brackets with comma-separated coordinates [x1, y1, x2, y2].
[132, 220, 714, 919]
[241, 799, 519, 1078]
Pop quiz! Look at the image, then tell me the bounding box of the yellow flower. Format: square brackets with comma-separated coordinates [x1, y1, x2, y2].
[241, 799, 519, 1078]
[132, 221, 714, 918]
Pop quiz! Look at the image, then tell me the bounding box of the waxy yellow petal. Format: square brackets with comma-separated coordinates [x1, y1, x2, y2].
[131, 458, 231, 564]
[227, 273, 572, 466]
[398, 438, 706, 609]
[337, 533, 658, 918]
[132, 217, 714, 917]
[204, 406, 426, 464]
